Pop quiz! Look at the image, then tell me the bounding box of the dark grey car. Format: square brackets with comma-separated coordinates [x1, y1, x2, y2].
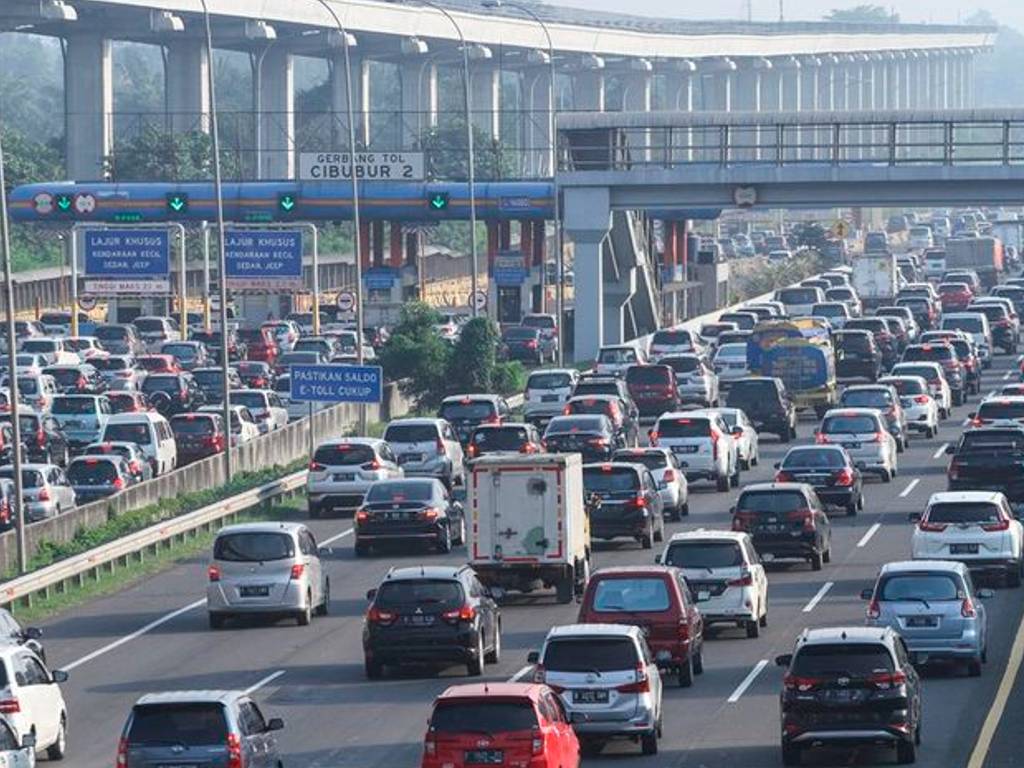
[118, 690, 285, 768]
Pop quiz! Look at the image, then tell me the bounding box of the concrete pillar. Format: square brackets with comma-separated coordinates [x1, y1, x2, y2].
[874, 57, 889, 112]
[799, 57, 818, 161]
[164, 38, 210, 134]
[358, 221, 371, 270]
[621, 62, 652, 161]
[861, 57, 877, 160]
[564, 187, 611, 362]
[914, 53, 928, 109]
[65, 34, 113, 180]
[951, 54, 965, 109]
[486, 222, 499, 274]
[331, 51, 369, 147]
[734, 61, 766, 160]
[400, 58, 437, 148]
[817, 58, 835, 161]
[258, 48, 294, 179]
[470, 64, 500, 140]
[522, 66, 553, 177]
[966, 54, 976, 108]
[899, 55, 912, 110]
[665, 62, 695, 163]
[389, 222, 404, 267]
[371, 220, 385, 266]
[572, 70, 605, 111]
[709, 70, 734, 111]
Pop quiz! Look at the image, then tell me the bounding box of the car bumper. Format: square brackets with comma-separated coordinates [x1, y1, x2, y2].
[566, 704, 659, 736]
[207, 583, 308, 613]
[24, 501, 59, 522]
[365, 631, 479, 664]
[750, 533, 819, 558]
[785, 728, 911, 747]
[814, 486, 857, 507]
[695, 591, 757, 623]
[591, 513, 650, 540]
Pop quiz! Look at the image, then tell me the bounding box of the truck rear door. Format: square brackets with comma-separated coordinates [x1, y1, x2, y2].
[473, 465, 563, 562]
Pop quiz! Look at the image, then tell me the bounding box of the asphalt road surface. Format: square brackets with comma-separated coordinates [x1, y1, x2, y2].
[35, 353, 1024, 768]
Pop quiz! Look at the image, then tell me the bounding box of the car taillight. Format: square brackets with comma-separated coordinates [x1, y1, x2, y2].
[253, 377, 265, 387]
[919, 519, 948, 532]
[116, 736, 128, 767]
[783, 675, 821, 692]
[786, 509, 814, 532]
[355, 509, 369, 524]
[0, 698, 21, 714]
[442, 604, 476, 623]
[873, 431, 884, 443]
[117, 370, 132, 378]
[367, 606, 396, 625]
[520, 443, 538, 454]
[531, 727, 544, 755]
[617, 662, 650, 693]
[418, 507, 440, 521]
[36, 430, 46, 448]
[728, 570, 753, 587]
[815, 432, 829, 444]
[710, 429, 719, 459]
[732, 512, 755, 531]
[948, 459, 960, 481]
[226, 732, 244, 768]
[648, 431, 659, 446]
[467, 444, 478, 458]
[982, 519, 1011, 532]
[532, 663, 546, 684]
[436, 438, 445, 455]
[76, 376, 86, 389]
[775, 470, 794, 482]
[627, 496, 648, 510]
[662, 469, 676, 483]
[290, 564, 305, 580]
[834, 468, 854, 486]
[112, 477, 124, 490]
[913, 395, 930, 404]
[960, 597, 979, 618]
[869, 671, 907, 690]
[588, 437, 609, 447]
[309, 461, 325, 471]
[362, 459, 381, 471]
[866, 598, 880, 619]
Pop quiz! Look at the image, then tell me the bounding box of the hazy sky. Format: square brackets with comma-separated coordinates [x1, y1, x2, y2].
[553, 0, 1022, 32]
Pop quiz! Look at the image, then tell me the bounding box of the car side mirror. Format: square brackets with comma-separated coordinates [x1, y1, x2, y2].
[774, 654, 793, 668]
[23, 627, 42, 641]
[488, 586, 506, 601]
[365, 588, 377, 601]
[318, 546, 333, 557]
[978, 588, 995, 599]
[945, 444, 956, 455]
[20, 733, 35, 750]
[51, 670, 68, 683]
[729, 505, 736, 515]
[654, 554, 662, 564]
[968, 412, 976, 419]
[860, 588, 873, 600]
[908, 511, 922, 523]
[266, 717, 285, 732]
[732, 427, 743, 437]
[773, 462, 780, 470]
[527, 650, 540, 664]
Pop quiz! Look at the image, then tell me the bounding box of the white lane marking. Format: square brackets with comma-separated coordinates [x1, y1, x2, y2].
[962, 417, 971, 427]
[509, 665, 534, 683]
[321, 527, 354, 546]
[727, 659, 769, 703]
[899, 478, 920, 498]
[1004, 370, 1013, 381]
[245, 669, 285, 695]
[62, 598, 207, 671]
[857, 523, 881, 548]
[933, 443, 949, 460]
[802, 582, 834, 613]
[988, 390, 997, 399]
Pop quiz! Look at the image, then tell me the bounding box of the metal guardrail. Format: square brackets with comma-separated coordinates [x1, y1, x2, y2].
[0, 470, 307, 610]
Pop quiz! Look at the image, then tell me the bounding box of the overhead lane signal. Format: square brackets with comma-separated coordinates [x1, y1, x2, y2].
[166, 192, 189, 214]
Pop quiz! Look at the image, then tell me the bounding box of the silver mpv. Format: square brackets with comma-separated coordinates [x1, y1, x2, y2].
[207, 522, 329, 628]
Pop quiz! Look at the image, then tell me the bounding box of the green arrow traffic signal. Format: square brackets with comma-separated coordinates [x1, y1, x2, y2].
[55, 194, 73, 212]
[166, 192, 189, 214]
[428, 192, 450, 212]
[278, 193, 297, 213]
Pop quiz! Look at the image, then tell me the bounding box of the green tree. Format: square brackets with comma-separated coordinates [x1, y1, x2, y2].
[823, 5, 899, 23]
[105, 127, 243, 182]
[444, 317, 498, 394]
[378, 302, 452, 408]
[419, 119, 517, 182]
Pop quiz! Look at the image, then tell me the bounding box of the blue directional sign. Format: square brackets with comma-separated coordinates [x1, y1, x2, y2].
[224, 229, 303, 290]
[289, 364, 383, 404]
[363, 267, 399, 290]
[83, 229, 170, 277]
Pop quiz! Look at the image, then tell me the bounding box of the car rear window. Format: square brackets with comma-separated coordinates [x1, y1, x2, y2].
[134, 319, 166, 333]
[727, 380, 779, 403]
[625, 366, 671, 386]
[171, 416, 217, 435]
[440, 402, 496, 421]
[52, 397, 98, 415]
[660, 357, 700, 374]
[163, 344, 197, 358]
[791, 644, 894, 677]
[142, 376, 181, 394]
[384, 424, 439, 443]
[943, 317, 984, 333]
[366, 482, 434, 503]
[569, 399, 615, 416]
[104, 423, 152, 444]
[663, 541, 742, 569]
[782, 449, 845, 469]
[127, 703, 228, 746]
[977, 401, 1024, 421]
[572, 381, 620, 397]
[214, 532, 295, 561]
[522, 315, 555, 329]
[591, 578, 670, 612]
[527, 372, 572, 390]
[237, 329, 267, 343]
[599, 348, 638, 364]
[313, 443, 376, 466]
[376, 579, 463, 609]
[655, 417, 710, 438]
[67, 459, 118, 484]
[232, 392, 268, 410]
[583, 466, 640, 494]
[47, 368, 83, 386]
[846, 320, 886, 334]
[0, 469, 43, 488]
[777, 288, 819, 305]
[471, 427, 530, 451]
[92, 357, 129, 372]
[826, 288, 855, 301]
[836, 333, 872, 351]
[840, 390, 892, 408]
[193, 370, 223, 385]
[879, 574, 961, 602]
[430, 701, 537, 735]
[892, 365, 939, 382]
[927, 502, 1002, 524]
[736, 490, 807, 515]
[545, 416, 606, 435]
[822, 414, 878, 434]
[612, 451, 667, 470]
[95, 326, 129, 341]
[651, 330, 693, 346]
[543, 638, 639, 672]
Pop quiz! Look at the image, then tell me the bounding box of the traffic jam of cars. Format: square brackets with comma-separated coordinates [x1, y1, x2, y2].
[7, 219, 1024, 767]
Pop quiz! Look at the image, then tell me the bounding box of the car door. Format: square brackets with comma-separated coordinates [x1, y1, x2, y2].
[542, 692, 575, 767]
[443, 423, 463, 468]
[238, 701, 272, 767]
[297, 529, 322, 608]
[13, 653, 55, 747]
[469, 575, 496, 648]
[744, 538, 769, 611]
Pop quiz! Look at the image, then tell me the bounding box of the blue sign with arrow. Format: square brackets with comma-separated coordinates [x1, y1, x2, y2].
[289, 364, 383, 404]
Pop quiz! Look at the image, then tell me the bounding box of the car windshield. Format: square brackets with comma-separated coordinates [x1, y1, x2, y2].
[543, 638, 639, 672]
[384, 424, 439, 443]
[943, 317, 983, 334]
[663, 542, 743, 569]
[625, 366, 671, 385]
[822, 415, 878, 434]
[313, 443, 376, 466]
[440, 402, 496, 421]
[545, 416, 606, 435]
[171, 417, 217, 435]
[727, 380, 779, 403]
[47, 368, 84, 385]
[214, 532, 294, 561]
[52, 397, 97, 415]
[376, 579, 462, 609]
[366, 482, 434, 503]
[927, 502, 1002, 524]
[430, 702, 537, 735]
[591, 578, 670, 612]
[782, 449, 845, 469]
[583, 467, 640, 494]
[736, 491, 806, 514]
[134, 319, 167, 333]
[127, 703, 228, 746]
[471, 427, 530, 451]
[655, 417, 710, 438]
[612, 451, 667, 470]
[527, 372, 572, 390]
[91, 357, 128, 372]
[841, 391, 892, 408]
[66, 459, 118, 484]
[791, 644, 894, 677]
[104, 423, 151, 444]
[599, 348, 638, 364]
[879, 574, 962, 602]
[977, 401, 1024, 420]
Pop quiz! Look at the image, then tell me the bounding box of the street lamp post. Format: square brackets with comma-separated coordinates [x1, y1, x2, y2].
[197, 0, 234, 479]
[480, 0, 562, 362]
[388, 0, 480, 317]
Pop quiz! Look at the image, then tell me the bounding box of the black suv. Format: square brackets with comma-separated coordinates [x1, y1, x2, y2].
[725, 377, 797, 441]
[730, 482, 832, 570]
[141, 373, 206, 416]
[833, 330, 882, 381]
[775, 626, 922, 766]
[191, 367, 243, 405]
[946, 426, 1024, 504]
[775, 445, 864, 516]
[571, 376, 641, 424]
[582, 462, 665, 548]
[362, 565, 501, 678]
[846, 318, 899, 370]
[0, 412, 71, 466]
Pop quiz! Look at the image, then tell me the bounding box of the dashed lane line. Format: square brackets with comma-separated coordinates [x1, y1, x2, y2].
[1004, 370, 1014, 381]
[933, 443, 950, 460]
[321, 527, 354, 546]
[727, 659, 769, 703]
[802, 582, 834, 613]
[509, 665, 534, 683]
[899, 478, 920, 498]
[245, 669, 286, 695]
[857, 523, 881, 548]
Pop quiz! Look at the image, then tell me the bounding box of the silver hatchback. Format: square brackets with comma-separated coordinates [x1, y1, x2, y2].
[306, 438, 403, 517]
[0, 464, 75, 522]
[207, 522, 329, 629]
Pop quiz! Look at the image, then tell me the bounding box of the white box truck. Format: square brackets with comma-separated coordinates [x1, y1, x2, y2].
[468, 453, 592, 603]
[852, 251, 898, 311]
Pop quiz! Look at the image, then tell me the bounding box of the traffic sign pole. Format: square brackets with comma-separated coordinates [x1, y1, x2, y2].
[70, 231, 79, 337]
[311, 225, 321, 336]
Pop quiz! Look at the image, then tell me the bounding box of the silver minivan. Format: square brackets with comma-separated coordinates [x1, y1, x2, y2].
[206, 522, 329, 628]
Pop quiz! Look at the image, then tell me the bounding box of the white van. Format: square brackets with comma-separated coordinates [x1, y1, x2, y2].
[100, 412, 177, 476]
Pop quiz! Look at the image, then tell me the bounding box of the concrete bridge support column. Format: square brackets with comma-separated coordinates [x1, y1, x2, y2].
[733, 63, 762, 161]
[817, 57, 835, 162]
[65, 34, 113, 180]
[708, 70, 734, 112]
[522, 66, 553, 176]
[564, 187, 611, 363]
[799, 57, 819, 161]
[389, 222, 405, 268]
[931, 55, 948, 109]
[966, 54, 976, 108]
[400, 58, 437, 149]
[258, 48, 294, 179]
[571, 69, 605, 112]
[664, 61, 695, 162]
[913, 53, 928, 109]
[165, 39, 210, 134]
[860, 57, 877, 160]
[779, 60, 800, 162]
[874, 56, 890, 111]
[470, 64, 501, 141]
[331, 51, 369, 148]
[621, 61, 652, 162]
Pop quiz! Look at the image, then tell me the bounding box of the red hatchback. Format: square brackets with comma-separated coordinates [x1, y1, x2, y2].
[238, 327, 279, 366]
[938, 281, 974, 312]
[422, 683, 579, 768]
[577, 566, 705, 687]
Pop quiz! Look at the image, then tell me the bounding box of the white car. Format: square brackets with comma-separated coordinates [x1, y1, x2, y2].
[649, 409, 739, 492]
[522, 368, 579, 427]
[969, 395, 1024, 429]
[824, 286, 863, 318]
[879, 375, 940, 438]
[383, 417, 465, 488]
[0, 645, 67, 760]
[774, 286, 824, 317]
[649, 328, 703, 359]
[307, 437, 404, 517]
[61, 336, 107, 363]
[712, 343, 750, 388]
[12, 355, 46, 377]
[890, 362, 953, 419]
[230, 389, 288, 433]
[714, 407, 760, 470]
[660, 354, 719, 407]
[941, 312, 992, 367]
[810, 302, 851, 330]
[595, 344, 647, 377]
[0, 374, 58, 414]
[198, 404, 261, 446]
[816, 408, 898, 482]
[612, 446, 689, 520]
[658, 530, 768, 638]
[18, 338, 77, 367]
[911, 491, 1024, 586]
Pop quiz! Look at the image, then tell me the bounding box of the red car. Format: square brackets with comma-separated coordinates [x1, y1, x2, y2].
[239, 327, 279, 366]
[624, 364, 680, 418]
[136, 354, 181, 375]
[577, 565, 705, 687]
[106, 391, 150, 414]
[938, 281, 974, 312]
[422, 683, 579, 768]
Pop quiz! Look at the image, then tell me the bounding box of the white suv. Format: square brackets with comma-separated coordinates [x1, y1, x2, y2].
[383, 418, 465, 488]
[658, 530, 768, 638]
[650, 410, 738, 492]
[0, 645, 68, 760]
[523, 368, 579, 427]
[817, 408, 898, 482]
[306, 438, 403, 517]
[911, 491, 1024, 586]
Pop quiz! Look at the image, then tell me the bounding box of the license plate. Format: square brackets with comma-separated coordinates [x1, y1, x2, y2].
[843, 442, 861, 449]
[239, 585, 270, 597]
[542, 395, 560, 402]
[672, 445, 698, 454]
[951, 543, 979, 555]
[398, 454, 422, 464]
[465, 749, 503, 765]
[157, 764, 198, 768]
[333, 473, 355, 482]
[697, 590, 711, 601]
[906, 616, 938, 628]
[824, 689, 857, 702]
[573, 689, 610, 704]
[405, 614, 435, 626]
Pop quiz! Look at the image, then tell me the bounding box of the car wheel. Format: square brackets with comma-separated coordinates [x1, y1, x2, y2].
[454, 517, 466, 546]
[760, 604, 768, 628]
[896, 737, 917, 764]
[437, 523, 453, 554]
[679, 501, 690, 517]
[693, 642, 704, 674]
[208, 613, 226, 630]
[881, 469, 893, 483]
[716, 473, 730, 492]
[654, 517, 664, 543]
[364, 657, 383, 679]
[354, 541, 370, 557]
[468, 633, 485, 676]
[746, 618, 760, 639]
[823, 546, 832, 564]
[730, 462, 740, 487]
[316, 578, 330, 616]
[810, 551, 823, 571]
[47, 716, 67, 761]
[641, 522, 654, 550]
[678, 654, 694, 687]
[308, 503, 320, 519]
[485, 621, 502, 663]
[1008, 561, 1022, 588]
[968, 658, 983, 677]
[740, 456, 750, 471]
[846, 499, 858, 516]
[297, 596, 312, 626]
[781, 742, 801, 766]
[896, 438, 905, 454]
[641, 730, 659, 756]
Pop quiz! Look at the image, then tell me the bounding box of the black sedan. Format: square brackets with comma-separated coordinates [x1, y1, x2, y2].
[354, 478, 465, 556]
[774, 445, 864, 516]
[542, 414, 622, 462]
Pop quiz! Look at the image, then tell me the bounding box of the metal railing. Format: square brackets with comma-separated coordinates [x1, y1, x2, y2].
[557, 109, 1024, 171]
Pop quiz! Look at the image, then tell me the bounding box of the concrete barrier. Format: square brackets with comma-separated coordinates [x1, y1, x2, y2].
[0, 381, 414, 574]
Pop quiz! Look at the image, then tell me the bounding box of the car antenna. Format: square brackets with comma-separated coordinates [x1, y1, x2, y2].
[420, 565, 425, 576]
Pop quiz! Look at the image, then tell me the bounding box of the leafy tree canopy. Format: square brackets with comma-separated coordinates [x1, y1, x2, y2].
[824, 5, 899, 23]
